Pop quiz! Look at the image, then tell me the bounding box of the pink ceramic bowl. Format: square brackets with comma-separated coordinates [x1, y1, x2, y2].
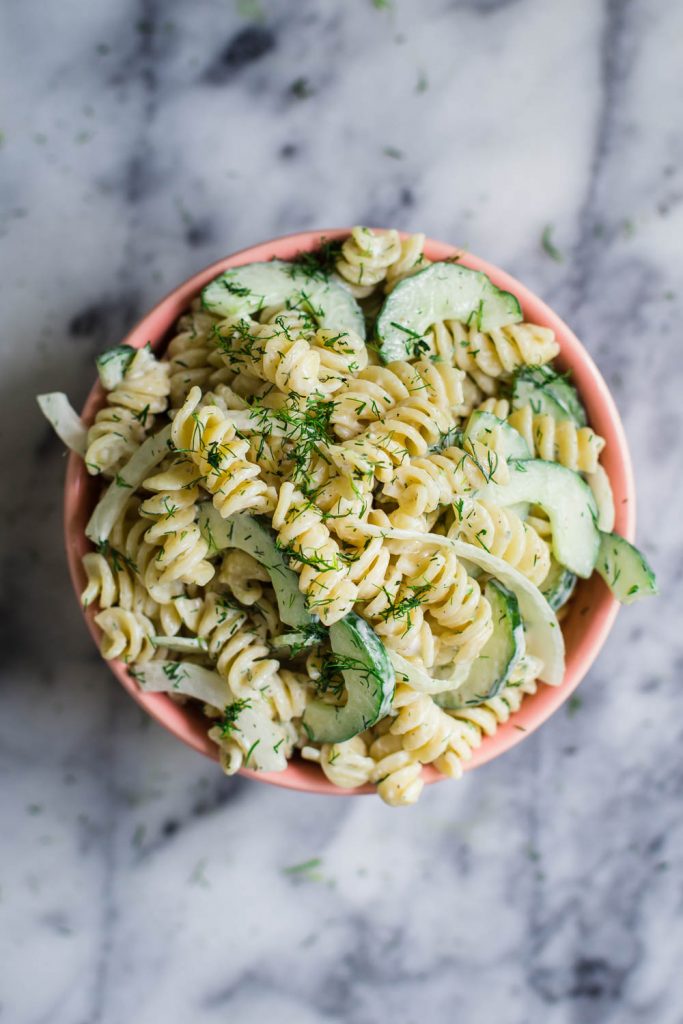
[64, 229, 635, 795]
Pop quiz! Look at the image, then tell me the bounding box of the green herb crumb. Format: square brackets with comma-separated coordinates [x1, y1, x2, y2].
[541, 224, 563, 262]
[567, 695, 582, 717]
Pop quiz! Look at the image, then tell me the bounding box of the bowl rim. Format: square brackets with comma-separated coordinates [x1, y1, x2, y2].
[63, 227, 636, 796]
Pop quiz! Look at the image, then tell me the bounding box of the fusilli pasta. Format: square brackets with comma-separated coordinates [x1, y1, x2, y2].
[85, 346, 169, 476]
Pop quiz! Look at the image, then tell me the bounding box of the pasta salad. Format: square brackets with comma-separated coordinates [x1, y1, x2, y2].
[39, 227, 657, 806]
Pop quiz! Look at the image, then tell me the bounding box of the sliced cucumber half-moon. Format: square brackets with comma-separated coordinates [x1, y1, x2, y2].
[376, 261, 522, 363]
[202, 259, 365, 338]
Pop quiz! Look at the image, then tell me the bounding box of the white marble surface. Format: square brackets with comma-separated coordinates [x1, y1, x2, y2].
[1, 1, 681, 1021]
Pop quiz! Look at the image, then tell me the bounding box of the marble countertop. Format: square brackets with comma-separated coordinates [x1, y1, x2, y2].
[2, 1, 681, 1021]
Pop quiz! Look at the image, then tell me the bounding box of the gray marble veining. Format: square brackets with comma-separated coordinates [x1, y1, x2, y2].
[1, 1, 681, 1022]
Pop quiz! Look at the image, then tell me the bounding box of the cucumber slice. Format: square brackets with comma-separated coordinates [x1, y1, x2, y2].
[376, 262, 523, 363]
[481, 460, 599, 577]
[464, 410, 532, 461]
[197, 504, 313, 629]
[541, 559, 577, 611]
[511, 366, 587, 427]
[201, 259, 365, 338]
[436, 580, 525, 709]
[96, 344, 136, 390]
[586, 465, 615, 532]
[303, 613, 395, 743]
[596, 532, 657, 604]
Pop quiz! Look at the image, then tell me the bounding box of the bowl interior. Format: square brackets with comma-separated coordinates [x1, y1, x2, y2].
[64, 230, 636, 795]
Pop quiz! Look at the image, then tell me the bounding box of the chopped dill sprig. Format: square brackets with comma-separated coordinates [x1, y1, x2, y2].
[133, 403, 151, 425]
[379, 583, 432, 632]
[244, 739, 260, 766]
[541, 224, 563, 262]
[290, 238, 343, 281]
[219, 279, 252, 298]
[96, 539, 137, 574]
[389, 321, 430, 357]
[282, 857, 323, 878]
[315, 652, 382, 700]
[276, 536, 342, 574]
[162, 661, 188, 688]
[272, 622, 327, 657]
[217, 697, 252, 738]
[248, 394, 336, 492]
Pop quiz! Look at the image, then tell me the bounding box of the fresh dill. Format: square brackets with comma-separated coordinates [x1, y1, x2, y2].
[272, 622, 327, 657]
[379, 583, 432, 632]
[290, 238, 342, 281]
[389, 321, 430, 357]
[133, 403, 151, 425]
[567, 695, 582, 717]
[220, 279, 252, 298]
[282, 857, 324, 878]
[290, 77, 315, 100]
[162, 661, 188, 688]
[541, 224, 563, 263]
[96, 540, 137, 575]
[315, 653, 382, 700]
[249, 394, 335, 492]
[218, 697, 252, 738]
[277, 538, 341, 574]
[244, 739, 260, 766]
[162, 496, 178, 519]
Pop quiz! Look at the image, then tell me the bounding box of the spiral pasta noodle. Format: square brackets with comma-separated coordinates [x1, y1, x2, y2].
[330, 358, 462, 442]
[427, 319, 559, 394]
[393, 545, 493, 665]
[507, 404, 605, 474]
[368, 574, 438, 668]
[163, 303, 224, 407]
[389, 683, 468, 763]
[312, 474, 373, 544]
[212, 306, 368, 399]
[384, 233, 430, 292]
[172, 386, 276, 518]
[140, 459, 215, 587]
[302, 735, 375, 788]
[335, 226, 402, 297]
[272, 481, 357, 624]
[82, 501, 187, 636]
[186, 593, 280, 704]
[337, 392, 455, 484]
[249, 312, 321, 395]
[94, 606, 157, 663]
[382, 436, 509, 516]
[448, 499, 551, 586]
[343, 508, 439, 667]
[85, 347, 170, 476]
[368, 731, 425, 806]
